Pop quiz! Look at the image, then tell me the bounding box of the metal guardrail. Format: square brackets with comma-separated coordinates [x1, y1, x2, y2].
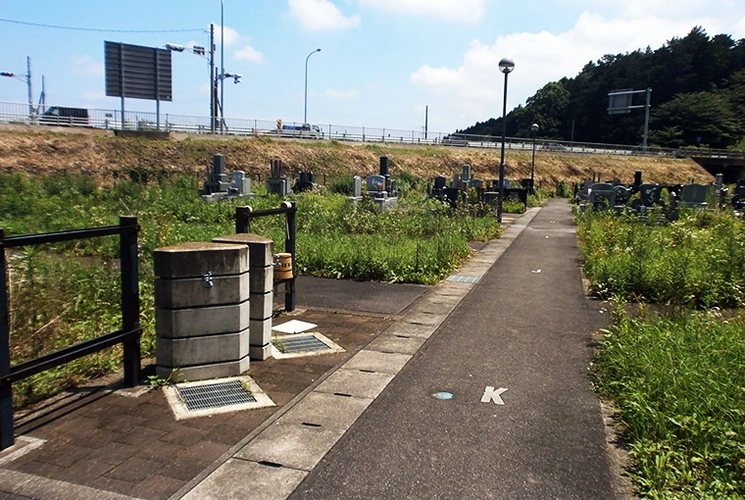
[2, 100, 745, 160]
[0, 217, 141, 450]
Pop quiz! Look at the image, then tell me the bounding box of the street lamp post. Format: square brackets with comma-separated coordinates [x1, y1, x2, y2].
[497, 58, 515, 223]
[531, 123, 539, 193]
[304, 48, 321, 124]
[220, 0, 224, 133]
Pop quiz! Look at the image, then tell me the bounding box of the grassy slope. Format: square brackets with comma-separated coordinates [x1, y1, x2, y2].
[0, 124, 712, 186]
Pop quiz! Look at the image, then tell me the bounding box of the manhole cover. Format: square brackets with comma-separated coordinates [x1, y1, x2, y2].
[273, 335, 331, 353]
[177, 380, 256, 411]
[446, 275, 481, 283]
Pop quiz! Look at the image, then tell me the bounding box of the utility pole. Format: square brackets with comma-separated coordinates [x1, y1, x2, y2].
[210, 24, 217, 134]
[26, 57, 33, 120]
[425, 105, 428, 140]
[220, 0, 224, 134]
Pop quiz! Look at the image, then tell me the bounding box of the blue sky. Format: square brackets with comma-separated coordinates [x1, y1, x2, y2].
[1, 0, 745, 134]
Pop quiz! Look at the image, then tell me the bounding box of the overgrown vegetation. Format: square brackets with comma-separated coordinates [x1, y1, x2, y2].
[576, 209, 745, 498]
[577, 209, 745, 308]
[0, 171, 501, 407]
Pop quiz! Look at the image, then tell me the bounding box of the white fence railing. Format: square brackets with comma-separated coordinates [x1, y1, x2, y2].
[2, 100, 744, 160]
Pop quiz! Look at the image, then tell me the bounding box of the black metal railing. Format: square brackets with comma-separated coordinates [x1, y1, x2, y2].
[0, 216, 141, 450]
[235, 202, 297, 312]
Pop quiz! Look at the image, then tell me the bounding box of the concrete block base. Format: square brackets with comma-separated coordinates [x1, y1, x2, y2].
[249, 344, 273, 361]
[156, 329, 249, 367]
[250, 319, 273, 353]
[156, 301, 249, 338]
[157, 356, 250, 383]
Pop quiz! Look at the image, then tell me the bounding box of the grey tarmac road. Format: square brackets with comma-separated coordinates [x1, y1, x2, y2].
[288, 199, 616, 500]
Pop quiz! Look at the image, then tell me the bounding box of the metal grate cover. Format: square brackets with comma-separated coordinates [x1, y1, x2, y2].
[273, 335, 331, 353]
[177, 380, 256, 411]
[446, 275, 481, 283]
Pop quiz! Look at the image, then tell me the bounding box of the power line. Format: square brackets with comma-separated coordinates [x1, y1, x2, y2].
[0, 17, 204, 34]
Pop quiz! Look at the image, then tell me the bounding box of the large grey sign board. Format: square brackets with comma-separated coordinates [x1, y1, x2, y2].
[607, 89, 633, 114]
[105, 41, 172, 101]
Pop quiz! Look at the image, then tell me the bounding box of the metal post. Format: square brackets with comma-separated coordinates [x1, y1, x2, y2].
[210, 24, 216, 134]
[531, 123, 539, 193]
[497, 71, 509, 223]
[531, 136, 536, 190]
[235, 206, 253, 234]
[119, 217, 140, 387]
[643, 88, 651, 154]
[119, 44, 125, 130]
[0, 229, 13, 450]
[304, 49, 321, 124]
[285, 202, 297, 312]
[25, 56, 33, 121]
[425, 105, 428, 140]
[220, 0, 224, 134]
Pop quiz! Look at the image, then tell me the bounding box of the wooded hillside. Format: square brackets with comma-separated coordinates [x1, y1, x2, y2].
[460, 27, 745, 150]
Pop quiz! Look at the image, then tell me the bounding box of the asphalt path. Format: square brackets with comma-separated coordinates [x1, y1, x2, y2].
[289, 199, 615, 499]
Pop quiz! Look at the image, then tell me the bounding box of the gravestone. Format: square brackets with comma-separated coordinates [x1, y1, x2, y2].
[589, 183, 616, 210]
[679, 184, 710, 208]
[231, 171, 251, 195]
[267, 159, 291, 196]
[366, 175, 386, 195]
[732, 179, 745, 209]
[639, 184, 662, 207]
[293, 172, 315, 193]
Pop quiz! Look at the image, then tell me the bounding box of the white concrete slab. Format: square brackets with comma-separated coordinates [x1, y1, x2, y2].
[314, 368, 395, 399]
[366, 333, 426, 355]
[235, 422, 345, 471]
[181, 458, 307, 500]
[343, 349, 412, 374]
[278, 391, 372, 429]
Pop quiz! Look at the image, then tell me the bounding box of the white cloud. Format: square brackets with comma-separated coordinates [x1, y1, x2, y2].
[220, 26, 242, 47]
[71, 56, 104, 77]
[235, 45, 264, 63]
[289, 0, 361, 31]
[325, 88, 360, 98]
[411, 11, 712, 127]
[358, 0, 487, 23]
[589, 0, 721, 19]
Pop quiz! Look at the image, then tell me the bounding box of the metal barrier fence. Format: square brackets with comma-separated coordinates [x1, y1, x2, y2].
[235, 202, 296, 312]
[0, 217, 141, 450]
[2, 100, 745, 160]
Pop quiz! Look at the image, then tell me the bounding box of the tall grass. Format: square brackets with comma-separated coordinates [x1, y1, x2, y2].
[577, 209, 745, 308]
[577, 209, 745, 498]
[594, 306, 745, 498]
[0, 171, 500, 406]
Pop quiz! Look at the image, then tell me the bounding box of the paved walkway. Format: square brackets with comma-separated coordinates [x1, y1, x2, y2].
[0, 200, 629, 499]
[179, 200, 621, 500]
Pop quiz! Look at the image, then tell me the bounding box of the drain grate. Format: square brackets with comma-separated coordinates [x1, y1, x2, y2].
[273, 335, 332, 353]
[177, 380, 256, 411]
[446, 275, 481, 283]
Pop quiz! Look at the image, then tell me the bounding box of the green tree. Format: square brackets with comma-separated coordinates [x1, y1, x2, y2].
[650, 91, 740, 148]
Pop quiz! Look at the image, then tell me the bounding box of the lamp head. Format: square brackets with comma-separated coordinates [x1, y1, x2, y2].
[499, 58, 515, 74]
[531, 123, 539, 132]
[165, 43, 185, 52]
